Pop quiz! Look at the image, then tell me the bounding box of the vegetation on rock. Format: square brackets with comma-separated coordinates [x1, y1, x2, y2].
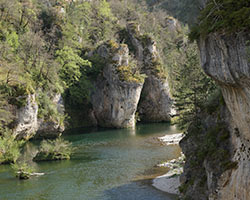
[0, 132, 24, 164]
[168, 40, 216, 129]
[11, 162, 34, 180]
[33, 138, 73, 161]
[189, 0, 250, 41]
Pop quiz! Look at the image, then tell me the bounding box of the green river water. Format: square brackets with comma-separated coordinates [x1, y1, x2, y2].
[0, 123, 181, 200]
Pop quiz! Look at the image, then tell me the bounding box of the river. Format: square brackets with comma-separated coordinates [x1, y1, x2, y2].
[0, 123, 181, 200]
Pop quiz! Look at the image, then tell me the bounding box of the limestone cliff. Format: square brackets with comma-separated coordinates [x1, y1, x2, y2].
[14, 94, 38, 140]
[198, 32, 250, 200]
[180, 24, 250, 200]
[91, 41, 144, 128]
[180, 100, 236, 200]
[126, 23, 174, 122]
[14, 93, 65, 140]
[35, 94, 65, 139]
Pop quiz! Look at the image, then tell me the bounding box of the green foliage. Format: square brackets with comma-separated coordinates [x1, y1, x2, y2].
[170, 43, 216, 130]
[146, 0, 200, 25]
[189, 0, 250, 40]
[117, 64, 146, 83]
[11, 162, 34, 179]
[246, 40, 250, 61]
[57, 46, 91, 88]
[0, 132, 24, 164]
[36, 92, 63, 123]
[33, 137, 73, 161]
[204, 89, 225, 114]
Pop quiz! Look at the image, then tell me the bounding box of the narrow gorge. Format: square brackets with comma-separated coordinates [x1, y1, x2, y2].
[0, 0, 249, 200]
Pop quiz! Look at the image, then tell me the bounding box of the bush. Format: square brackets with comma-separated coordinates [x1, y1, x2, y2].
[33, 138, 73, 161]
[0, 132, 24, 164]
[189, 0, 250, 41]
[11, 162, 34, 180]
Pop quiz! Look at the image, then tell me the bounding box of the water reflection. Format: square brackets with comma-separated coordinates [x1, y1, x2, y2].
[0, 123, 180, 200]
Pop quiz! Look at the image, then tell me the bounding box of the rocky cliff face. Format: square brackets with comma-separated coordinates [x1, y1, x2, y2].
[35, 94, 65, 139]
[180, 31, 250, 199]
[199, 33, 250, 142]
[180, 102, 236, 200]
[14, 93, 65, 140]
[91, 42, 144, 128]
[14, 94, 38, 140]
[138, 76, 174, 122]
[197, 32, 250, 200]
[127, 23, 174, 122]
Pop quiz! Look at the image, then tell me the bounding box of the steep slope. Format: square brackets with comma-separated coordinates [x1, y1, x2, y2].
[180, 0, 250, 199]
[126, 23, 174, 122]
[91, 41, 144, 128]
[198, 31, 250, 200]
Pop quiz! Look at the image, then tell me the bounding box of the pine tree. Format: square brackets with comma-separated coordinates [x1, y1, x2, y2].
[171, 43, 216, 130]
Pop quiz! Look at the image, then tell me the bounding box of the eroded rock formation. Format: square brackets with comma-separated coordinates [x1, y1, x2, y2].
[14, 93, 65, 140]
[91, 41, 144, 128]
[14, 94, 38, 140]
[127, 23, 174, 122]
[180, 31, 250, 200]
[198, 32, 250, 200]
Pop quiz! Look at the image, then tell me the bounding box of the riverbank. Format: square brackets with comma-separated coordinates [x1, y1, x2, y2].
[152, 133, 185, 195]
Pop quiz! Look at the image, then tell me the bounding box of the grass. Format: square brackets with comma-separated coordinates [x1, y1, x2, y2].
[33, 137, 73, 161]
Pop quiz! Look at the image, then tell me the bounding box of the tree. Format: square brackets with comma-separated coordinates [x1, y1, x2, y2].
[170, 43, 216, 130]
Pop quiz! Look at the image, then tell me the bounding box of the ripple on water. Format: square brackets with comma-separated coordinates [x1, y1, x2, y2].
[0, 123, 180, 200]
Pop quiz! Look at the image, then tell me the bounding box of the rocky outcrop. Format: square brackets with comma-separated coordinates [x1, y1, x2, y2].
[138, 76, 174, 122]
[91, 41, 144, 128]
[127, 23, 174, 122]
[199, 33, 250, 142]
[14, 94, 38, 140]
[180, 103, 235, 200]
[180, 28, 250, 199]
[178, 0, 250, 198]
[14, 93, 65, 140]
[196, 32, 250, 200]
[35, 94, 65, 138]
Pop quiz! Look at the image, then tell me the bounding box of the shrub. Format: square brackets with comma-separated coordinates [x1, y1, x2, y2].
[11, 162, 34, 180]
[33, 138, 73, 161]
[0, 132, 24, 164]
[189, 0, 250, 41]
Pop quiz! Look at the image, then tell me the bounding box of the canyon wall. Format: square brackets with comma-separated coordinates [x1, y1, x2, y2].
[198, 32, 250, 200]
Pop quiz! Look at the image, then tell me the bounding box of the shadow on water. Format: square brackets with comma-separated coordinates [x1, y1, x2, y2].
[0, 123, 181, 200]
[104, 179, 178, 200]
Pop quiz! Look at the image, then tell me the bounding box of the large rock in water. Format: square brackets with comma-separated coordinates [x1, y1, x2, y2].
[91, 42, 144, 128]
[197, 32, 250, 200]
[126, 23, 174, 122]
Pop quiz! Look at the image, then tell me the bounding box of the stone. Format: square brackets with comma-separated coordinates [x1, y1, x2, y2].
[14, 93, 65, 140]
[91, 42, 144, 128]
[181, 31, 250, 200]
[36, 94, 65, 139]
[138, 76, 174, 122]
[14, 94, 38, 140]
[127, 22, 174, 122]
